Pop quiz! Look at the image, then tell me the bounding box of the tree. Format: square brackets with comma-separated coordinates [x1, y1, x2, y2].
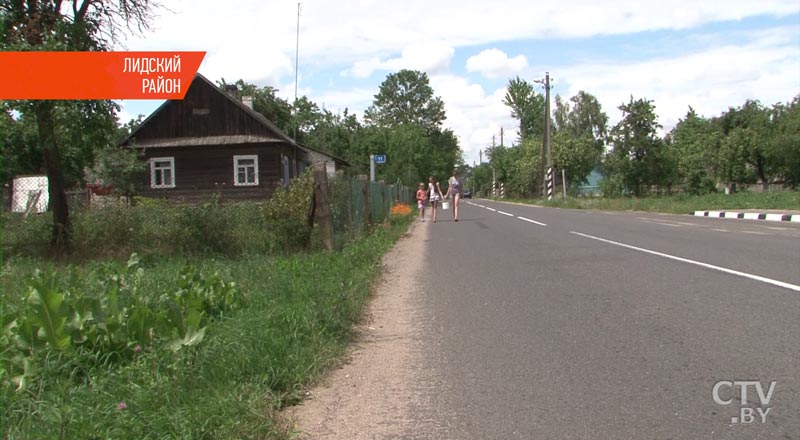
[305, 108, 363, 166]
[770, 96, 800, 188]
[218, 78, 293, 134]
[362, 70, 459, 185]
[1, 0, 160, 249]
[666, 108, 721, 194]
[503, 76, 545, 141]
[84, 144, 146, 199]
[606, 96, 669, 196]
[364, 70, 446, 132]
[551, 91, 608, 187]
[716, 100, 777, 191]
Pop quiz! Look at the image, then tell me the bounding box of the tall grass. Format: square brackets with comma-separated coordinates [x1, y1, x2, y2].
[1, 214, 413, 439]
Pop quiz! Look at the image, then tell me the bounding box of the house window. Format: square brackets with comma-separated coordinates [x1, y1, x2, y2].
[234, 155, 259, 186]
[150, 157, 175, 188]
[281, 154, 290, 187]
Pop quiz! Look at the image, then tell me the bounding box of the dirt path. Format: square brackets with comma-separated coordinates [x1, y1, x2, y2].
[285, 221, 443, 439]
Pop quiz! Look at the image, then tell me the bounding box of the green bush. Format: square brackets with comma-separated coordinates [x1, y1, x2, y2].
[264, 171, 314, 252]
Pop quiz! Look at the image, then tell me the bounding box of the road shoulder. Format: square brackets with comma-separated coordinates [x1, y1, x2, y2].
[283, 220, 429, 439]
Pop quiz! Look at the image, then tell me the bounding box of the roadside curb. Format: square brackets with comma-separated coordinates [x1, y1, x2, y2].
[693, 211, 800, 223]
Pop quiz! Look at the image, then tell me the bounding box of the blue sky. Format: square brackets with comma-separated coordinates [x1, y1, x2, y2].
[117, 0, 800, 165]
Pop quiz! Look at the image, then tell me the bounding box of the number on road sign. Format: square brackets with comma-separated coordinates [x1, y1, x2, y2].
[374, 154, 387, 164]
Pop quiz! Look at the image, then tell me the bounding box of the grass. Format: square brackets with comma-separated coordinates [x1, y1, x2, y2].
[1, 214, 413, 439]
[493, 191, 799, 214]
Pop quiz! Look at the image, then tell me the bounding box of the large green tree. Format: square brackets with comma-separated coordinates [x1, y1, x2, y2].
[770, 96, 800, 188]
[551, 91, 608, 186]
[363, 70, 459, 185]
[503, 76, 546, 141]
[666, 108, 721, 194]
[1, 0, 159, 248]
[716, 100, 781, 191]
[364, 69, 446, 132]
[605, 96, 671, 196]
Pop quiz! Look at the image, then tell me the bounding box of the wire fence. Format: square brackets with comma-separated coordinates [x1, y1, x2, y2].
[1, 174, 413, 258]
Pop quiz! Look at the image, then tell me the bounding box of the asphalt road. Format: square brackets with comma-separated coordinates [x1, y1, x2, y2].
[409, 199, 799, 439]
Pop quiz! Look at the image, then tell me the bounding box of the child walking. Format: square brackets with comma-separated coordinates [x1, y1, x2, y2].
[427, 176, 445, 222]
[416, 182, 427, 222]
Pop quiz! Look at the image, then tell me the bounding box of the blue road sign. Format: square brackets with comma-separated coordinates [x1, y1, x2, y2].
[374, 154, 387, 164]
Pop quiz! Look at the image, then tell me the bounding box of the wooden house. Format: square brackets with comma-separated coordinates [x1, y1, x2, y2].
[121, 73, 346, 202]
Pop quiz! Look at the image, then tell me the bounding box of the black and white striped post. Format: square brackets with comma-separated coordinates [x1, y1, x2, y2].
[492, 180, 496, 197]
[500, 183, 505, 199]
[546, 167, 554, 200]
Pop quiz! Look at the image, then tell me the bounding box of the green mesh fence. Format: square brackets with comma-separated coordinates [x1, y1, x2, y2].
[330, 177, 412, 250]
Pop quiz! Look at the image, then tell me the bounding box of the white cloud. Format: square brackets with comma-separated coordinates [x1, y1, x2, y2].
[430, 75, 518, 165]
[343, 41, 455, 78]
[466, 49, 528, 79]
[310, 88, 376, 115]
[559, 26, 800, 131]
[121, 0, 799, 81]
[202, 47, 293, 85]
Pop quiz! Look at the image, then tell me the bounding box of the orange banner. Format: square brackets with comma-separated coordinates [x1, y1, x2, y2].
[0, 51, 206, 99]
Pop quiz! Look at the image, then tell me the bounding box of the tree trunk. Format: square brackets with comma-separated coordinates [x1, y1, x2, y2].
[756, 157, 769, 191]
[35, 100, 71, 250]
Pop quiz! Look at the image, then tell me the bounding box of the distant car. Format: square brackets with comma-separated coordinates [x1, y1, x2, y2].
[462, 189, 472, 199]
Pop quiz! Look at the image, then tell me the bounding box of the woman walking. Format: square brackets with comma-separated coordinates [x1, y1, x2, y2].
[447, 169, 463, 222]
[427, 176, 444, 222]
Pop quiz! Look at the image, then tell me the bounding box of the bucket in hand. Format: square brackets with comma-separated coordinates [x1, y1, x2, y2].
[442, 201, 450, 210]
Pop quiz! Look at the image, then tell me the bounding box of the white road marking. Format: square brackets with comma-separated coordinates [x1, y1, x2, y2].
[517, 216, 547, 226]
[711, 228, 729, 232]
[742, 231, 768, 235]
[570, 232, 800, 292]
[498, 211, 514, 217]
[486, 208, 496, 212]
[638, 218, 683, 228]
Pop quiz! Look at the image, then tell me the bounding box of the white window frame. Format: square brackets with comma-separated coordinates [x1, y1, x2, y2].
[234, 154, 259, 186]
[150, 157, 175, 189]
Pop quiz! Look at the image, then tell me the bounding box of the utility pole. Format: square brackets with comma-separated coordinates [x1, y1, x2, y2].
[500, 126, 504, 146]
[545, 72, 552, 176]
[479, 149, 483, 164]
[293, 3, 301, 142]
[535, 72, 553, 197]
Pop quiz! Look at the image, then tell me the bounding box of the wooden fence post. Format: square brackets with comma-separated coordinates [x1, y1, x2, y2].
[363, 179, 371, 231]
[312, 164, 333, 251]
[381, 182, 387, 225]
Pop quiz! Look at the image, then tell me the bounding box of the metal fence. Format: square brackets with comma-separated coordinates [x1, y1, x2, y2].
[331, 177, 413, 249]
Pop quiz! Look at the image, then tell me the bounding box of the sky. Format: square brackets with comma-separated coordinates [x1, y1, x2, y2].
[116, 0, 800, 166]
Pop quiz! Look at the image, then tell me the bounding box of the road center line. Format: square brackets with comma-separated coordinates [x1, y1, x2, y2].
[486, 207, 496, 212]
[498, 210, 514, 217]
[517, 216, 547, 226]
[570, 231, 800, 292]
